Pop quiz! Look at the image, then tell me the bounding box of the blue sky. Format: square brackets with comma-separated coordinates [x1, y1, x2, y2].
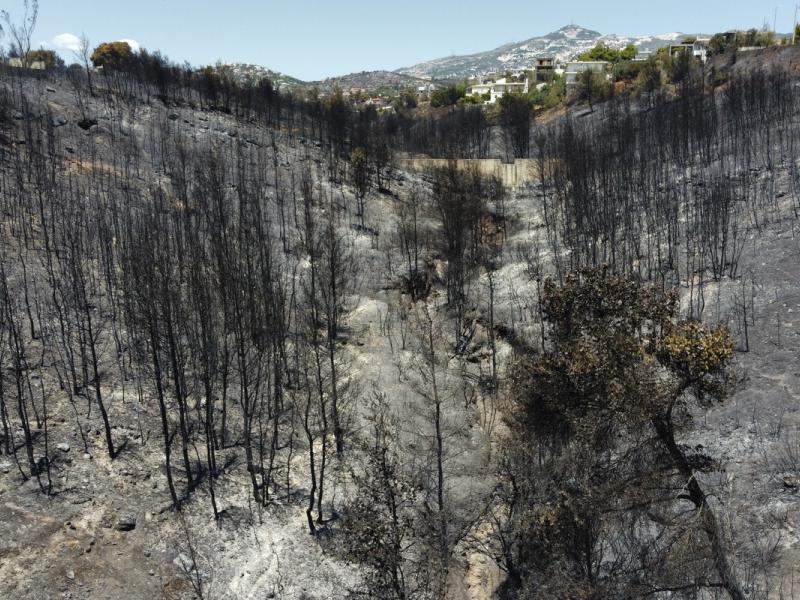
[17, 0, 795, 80]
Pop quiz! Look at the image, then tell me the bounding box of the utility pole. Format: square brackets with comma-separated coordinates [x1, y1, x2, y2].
[794, 4, 799, 44]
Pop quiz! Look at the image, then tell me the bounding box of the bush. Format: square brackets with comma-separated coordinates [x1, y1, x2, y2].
[708, 28, 776, 56]
[633, 58, 663, 95]
[612, 60, 643, 83]
[430, 82, 467, 108]
[531, 76, 565, 109]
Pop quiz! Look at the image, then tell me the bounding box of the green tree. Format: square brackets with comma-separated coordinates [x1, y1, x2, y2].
[91, 41, 135, 70]
[531, 75, 565, 109]
[430, 82, 467, 108]
[619, 43, 637, 61]
[708, 32, 732, 56]
[576, 42, 636, 64]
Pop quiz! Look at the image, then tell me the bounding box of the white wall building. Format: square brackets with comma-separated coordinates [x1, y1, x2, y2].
[7, 57, 46, 70]
[564, 61, 611, 90]
[669, 39, 710, 63]
[467, 77, 529, 104]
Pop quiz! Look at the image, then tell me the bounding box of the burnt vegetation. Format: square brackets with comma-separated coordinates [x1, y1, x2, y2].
[0, 28, 799, 600]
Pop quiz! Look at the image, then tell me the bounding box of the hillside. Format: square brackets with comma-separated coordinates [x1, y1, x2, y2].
[224, 63, 306, 89]
[312, 70, 443, 93]
[0, 44, 799, 600]
[223, 65, 443, 97]
[397, 24, 689, 79]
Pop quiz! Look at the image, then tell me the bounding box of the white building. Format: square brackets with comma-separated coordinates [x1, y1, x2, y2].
[7, 57, 46, 70]
[467, 77, 529, 104]
[417, 83, 437, 96]
[669, 38, 710, 63]
[564, 61, 611, 90]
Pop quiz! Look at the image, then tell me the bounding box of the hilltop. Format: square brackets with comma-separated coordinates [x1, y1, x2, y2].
[223, 25, 698, 91]
[222, 63, 306, 89]
[396, 24, 690, 79]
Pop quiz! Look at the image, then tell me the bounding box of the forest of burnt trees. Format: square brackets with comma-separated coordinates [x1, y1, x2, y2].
[0, 39, 799, 599]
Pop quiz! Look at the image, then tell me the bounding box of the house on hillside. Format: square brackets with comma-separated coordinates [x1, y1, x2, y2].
[365, 96, 394, 112]
[417, 83, 437, 98]
[564, 61, 611, 91]
[533, 57, 555, 82]
[468, 77, 529, 104]
[669, 38, 710, 63]
[6, 57, 46, 70]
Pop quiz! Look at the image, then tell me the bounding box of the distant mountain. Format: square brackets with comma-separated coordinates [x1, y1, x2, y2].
[396, 25, 689, 80]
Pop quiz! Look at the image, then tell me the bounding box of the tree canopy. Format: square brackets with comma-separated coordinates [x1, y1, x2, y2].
[430, 82, 468, 108]
[576, 42, 637, 64]
[708, 28, 775, 56]
[91, 41, 135, 70]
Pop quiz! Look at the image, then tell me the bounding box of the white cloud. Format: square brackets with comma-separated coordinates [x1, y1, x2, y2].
[50, 32, 82, 53]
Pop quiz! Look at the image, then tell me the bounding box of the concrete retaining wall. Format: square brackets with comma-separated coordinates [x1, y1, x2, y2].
[397, 158, 539, 189]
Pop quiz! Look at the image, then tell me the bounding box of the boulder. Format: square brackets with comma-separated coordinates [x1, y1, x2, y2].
[115, 513, 137, 531]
